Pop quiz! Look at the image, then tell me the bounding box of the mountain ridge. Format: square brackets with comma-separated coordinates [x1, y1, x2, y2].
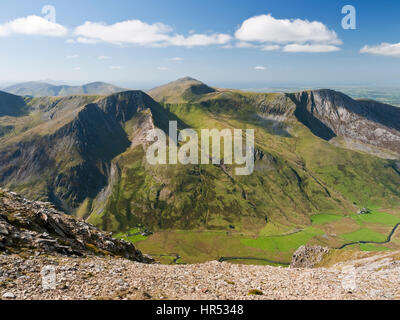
[4, 81, 126, 97]
[0, 79, 398, 243]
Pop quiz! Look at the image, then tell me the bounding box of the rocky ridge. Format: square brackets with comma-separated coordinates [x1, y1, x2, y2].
[0, 188, 151, 262]
[292, 89, 400, 153]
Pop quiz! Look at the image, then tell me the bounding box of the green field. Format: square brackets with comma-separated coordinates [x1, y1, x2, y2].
[240, 227, 324, 253]
[311, 214, 343, 225]
[340, 228, 388, 243]
[114, 228, 149, 243]
[123, 209, 400, 265]
[351, 211, 400, 226]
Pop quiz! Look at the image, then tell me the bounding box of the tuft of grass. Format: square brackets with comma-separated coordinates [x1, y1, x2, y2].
[248, 289, 263, 296]
[85, 243, 111, 256]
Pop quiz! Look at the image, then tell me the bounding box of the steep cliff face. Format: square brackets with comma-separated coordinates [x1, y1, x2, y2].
[0, 91, 170, 212]
[291, 90, 400, 153]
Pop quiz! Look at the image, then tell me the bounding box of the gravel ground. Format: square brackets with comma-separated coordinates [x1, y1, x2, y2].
[1, 252, 400, 300]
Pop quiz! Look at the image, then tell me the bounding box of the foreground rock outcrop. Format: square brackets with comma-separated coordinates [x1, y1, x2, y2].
[0, 189, 151, 262]
[290, 245, 331, 268]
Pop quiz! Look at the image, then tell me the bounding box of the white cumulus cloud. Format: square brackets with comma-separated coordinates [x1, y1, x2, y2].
[0, 15, 67, 37]
[236, 42, 258, 48]
[283, 44, 340, 53]
[261, 45, 281, 51]
[235, 14, 341, 44]
[73, 19, 232, 47]
[254, 66, 266, 70]
[235, 14, 341, 53]
[360, 43, 400, 57]
[76, 36, 99, 44]
[170, 57, 183, 61]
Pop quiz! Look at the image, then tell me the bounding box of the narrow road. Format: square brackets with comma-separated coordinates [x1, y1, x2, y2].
[338, 222, 400, 249]
[218, 256, 289, 266]
[147, 253, 182, 264]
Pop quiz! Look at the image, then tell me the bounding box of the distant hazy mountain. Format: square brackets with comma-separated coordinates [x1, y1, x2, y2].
[4, 81, 126, 97]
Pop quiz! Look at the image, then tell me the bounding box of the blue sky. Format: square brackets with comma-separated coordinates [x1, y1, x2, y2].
[1, 0, 400, 89]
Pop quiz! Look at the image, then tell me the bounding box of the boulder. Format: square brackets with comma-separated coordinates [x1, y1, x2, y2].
[290, 245, 330, 268]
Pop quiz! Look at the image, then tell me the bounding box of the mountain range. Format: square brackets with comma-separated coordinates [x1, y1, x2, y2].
[0, 77, 399, 263]
[3, 81, 126, 97]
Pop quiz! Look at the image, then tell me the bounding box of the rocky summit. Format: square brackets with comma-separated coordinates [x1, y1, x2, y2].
[1, 243, 400, 300]
[0, 189, 151, 263]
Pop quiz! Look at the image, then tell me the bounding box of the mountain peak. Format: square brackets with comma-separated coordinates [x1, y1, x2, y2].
[148, 77, 216, 103]
[174, 76, 200, 83]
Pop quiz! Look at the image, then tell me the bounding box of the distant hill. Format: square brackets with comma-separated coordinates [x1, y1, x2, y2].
[4, 81, 126, 97]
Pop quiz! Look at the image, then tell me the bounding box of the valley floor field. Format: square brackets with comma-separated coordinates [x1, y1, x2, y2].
[115, 209, 400, 265]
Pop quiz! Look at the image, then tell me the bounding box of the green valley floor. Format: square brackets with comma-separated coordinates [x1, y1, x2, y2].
[115, 208, 400, 265]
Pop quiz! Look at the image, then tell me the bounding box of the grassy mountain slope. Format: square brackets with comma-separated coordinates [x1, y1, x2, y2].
[0, 79, 400, 264]
[86, 80, 400, 235]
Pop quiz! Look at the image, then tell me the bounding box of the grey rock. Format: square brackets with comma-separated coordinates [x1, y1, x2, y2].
[290, 245, 330, 268]
[2, 292, 16, 299]
[0, 189, 153, 264]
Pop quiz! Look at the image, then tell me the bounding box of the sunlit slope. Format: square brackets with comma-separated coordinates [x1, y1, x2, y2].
[86, 80, 400, 234]
[0, 78, 399, 240]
